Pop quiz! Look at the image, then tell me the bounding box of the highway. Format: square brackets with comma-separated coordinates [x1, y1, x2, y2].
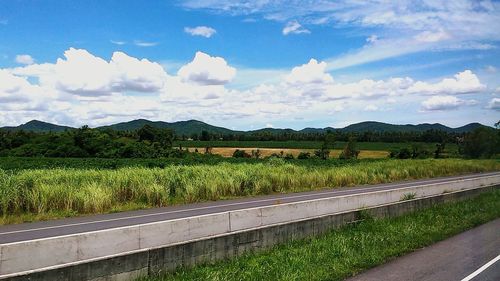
[0, 171, 498, 245]
[347, 218, 500, 281]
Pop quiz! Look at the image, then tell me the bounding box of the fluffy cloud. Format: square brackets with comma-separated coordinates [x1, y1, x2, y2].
[282, 20, 310, 35]
[177, 51, 236, 85]
[12, 48, 167, 97]
[409, 70, 485, 95]
[487, 98, 500, 111]
[184, 26, 217, 38]
[15, 54, 35, 65]
[0, 48, 493, 127]
[285, 59, 333, 85]
[420, 95, 477, 111]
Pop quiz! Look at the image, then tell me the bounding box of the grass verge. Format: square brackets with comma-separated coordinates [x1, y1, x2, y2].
[1, 159, 498, 225]
[139, 188, 500, 281]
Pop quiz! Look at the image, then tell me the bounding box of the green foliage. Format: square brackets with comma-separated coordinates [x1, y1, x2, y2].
[297, 152, 311, 159]
[0, 159, 498, 223]
[339, 136, 359, 159]
[462, 127, 500, 158]
[139, 189, 500, 281]
[232, 149, 251, 158]
[400, 192, 417, 201]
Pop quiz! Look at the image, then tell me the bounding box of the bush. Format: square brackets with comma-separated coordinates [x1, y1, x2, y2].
[297, 152, 311, 159]
[233, 149, 251, 158]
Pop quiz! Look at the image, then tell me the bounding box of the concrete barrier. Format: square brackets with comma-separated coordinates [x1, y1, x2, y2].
[1, 174, 499, 279]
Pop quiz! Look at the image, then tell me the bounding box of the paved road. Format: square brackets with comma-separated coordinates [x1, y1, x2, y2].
[0, 172, 498, 244]
[347, 218, 500, 281]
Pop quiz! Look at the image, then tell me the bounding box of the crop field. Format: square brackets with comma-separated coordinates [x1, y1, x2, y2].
[175, 140, 459, 152]
[0, 158, 498, 224]
[186, 147, 390, 158]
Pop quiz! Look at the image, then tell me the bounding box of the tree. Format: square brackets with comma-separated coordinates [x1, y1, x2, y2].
[315, 131, 335, 160]
[462, 127, 499, 158]
[200, 130, 210, 141]
[339, 136, 359, 159]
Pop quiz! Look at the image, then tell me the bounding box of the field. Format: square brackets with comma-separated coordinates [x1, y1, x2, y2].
[186, 147, 389, 158]
[176, 140, 459, 152]
[139, 188, 500, 281]
[1, 158, 498, 224]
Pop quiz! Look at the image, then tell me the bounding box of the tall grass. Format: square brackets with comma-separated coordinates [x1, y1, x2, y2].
[0, 159, 498, 221]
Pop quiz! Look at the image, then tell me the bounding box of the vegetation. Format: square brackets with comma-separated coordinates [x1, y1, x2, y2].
[0, 159, 498, 224]
[139, 189, 500, 281]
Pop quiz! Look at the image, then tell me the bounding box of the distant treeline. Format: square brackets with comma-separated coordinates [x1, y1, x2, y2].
[0, 125, 498, 159]
[180, 129, 460, 143]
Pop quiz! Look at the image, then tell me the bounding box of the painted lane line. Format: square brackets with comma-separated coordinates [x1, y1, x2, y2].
[0, 173, 496, 237]
[460, 254, 500, 281]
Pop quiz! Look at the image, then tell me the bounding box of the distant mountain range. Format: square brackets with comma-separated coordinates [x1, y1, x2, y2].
[0, 119, 489, 135]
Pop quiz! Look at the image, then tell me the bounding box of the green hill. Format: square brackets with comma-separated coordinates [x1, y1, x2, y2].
[1, 119, 490, 135]
[0, 120, 74, 132]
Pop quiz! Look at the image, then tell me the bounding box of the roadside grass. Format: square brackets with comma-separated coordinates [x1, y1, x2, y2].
[139, 189, 500, 281]
[0, 159, 498, 225]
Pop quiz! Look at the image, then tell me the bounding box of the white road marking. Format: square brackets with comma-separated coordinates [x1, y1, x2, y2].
[0, 173, 494, 237]
[460, 254, 500, 281]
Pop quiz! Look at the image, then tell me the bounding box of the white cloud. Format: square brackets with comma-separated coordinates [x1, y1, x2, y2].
[184, 26, 217, 38]
[133, 41, 158, 47]
[282, 20, 310, 35]
[366, 35, 378, 43]
[183, 1, 500, 70]
[485, 65, 497, 73]
[409, 70, 485, 95]
[414, 29, 451, 43]
[177, 51, 236, 85]
[487, 98, 500, 111]
[0, 48, 493, 127]
[285, 59, 333, 85]
[11, 48, 167, 97]
[421, 95, 477, 111]
[364, 104, 378, 111]
[110, 40, 126, 45]
[15, 54, 35, 65]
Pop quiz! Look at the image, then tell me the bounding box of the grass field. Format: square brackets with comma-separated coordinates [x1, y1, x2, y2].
[0, 158, 498, 224]
[186, 147, 389, 159]
[138, 188, 500, 281]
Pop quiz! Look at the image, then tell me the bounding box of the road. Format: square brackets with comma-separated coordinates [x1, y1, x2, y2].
[347, 218, 500, 281]
[0, 171, 498, 245]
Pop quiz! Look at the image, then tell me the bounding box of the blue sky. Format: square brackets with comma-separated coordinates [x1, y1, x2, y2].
[0, 0, 499, 129]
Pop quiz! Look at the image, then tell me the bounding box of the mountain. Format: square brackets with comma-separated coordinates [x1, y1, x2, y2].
[0, 120, 74, 132]
[341, 121, 456, 133]
[0, 119, 491, 135]
[98, 119, 240, 136]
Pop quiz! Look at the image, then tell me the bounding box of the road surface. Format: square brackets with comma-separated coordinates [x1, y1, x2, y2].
[0, 171, 498, 245]
[347, 218, 500, 281]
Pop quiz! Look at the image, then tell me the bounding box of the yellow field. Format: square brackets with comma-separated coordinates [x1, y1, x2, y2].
[187, 147, 389, 159]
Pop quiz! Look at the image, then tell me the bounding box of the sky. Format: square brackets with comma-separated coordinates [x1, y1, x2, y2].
[0, 0, 499, 130]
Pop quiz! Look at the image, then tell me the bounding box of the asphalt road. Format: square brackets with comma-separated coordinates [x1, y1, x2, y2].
[0, 171, 498, 245]
[347, 218, 500, 281]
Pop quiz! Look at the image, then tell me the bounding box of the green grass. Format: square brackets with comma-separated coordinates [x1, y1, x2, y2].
[0, 158, 498, 224]
[175, 140, 458, 152]
[139, 189, 500, 281]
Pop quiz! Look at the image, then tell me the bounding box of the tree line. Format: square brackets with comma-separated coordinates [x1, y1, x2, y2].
[0, 125, 498, 159]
